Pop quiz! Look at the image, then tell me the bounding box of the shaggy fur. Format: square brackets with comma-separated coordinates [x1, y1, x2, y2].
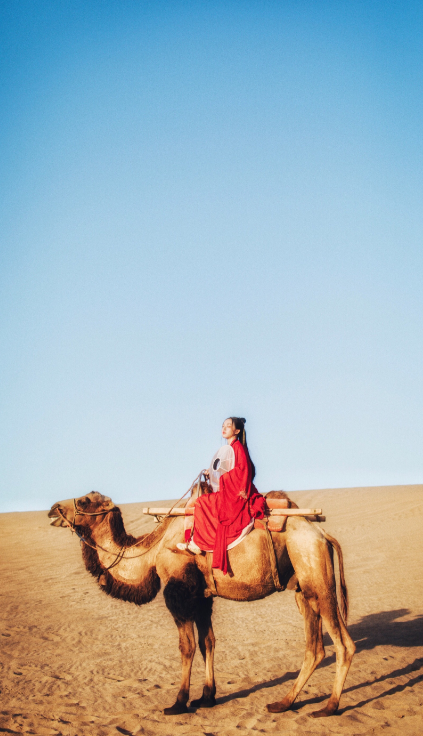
[100, 564, 161, 605]
[108, 509, 138, 546]
[80, 526, 161, 605]
[164, 563, 212, 623]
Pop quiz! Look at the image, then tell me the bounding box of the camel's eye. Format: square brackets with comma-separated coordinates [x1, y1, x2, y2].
[213, 459, 220, 470]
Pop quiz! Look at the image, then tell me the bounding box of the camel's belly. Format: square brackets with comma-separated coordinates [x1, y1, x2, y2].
[212, 578, 275, 601]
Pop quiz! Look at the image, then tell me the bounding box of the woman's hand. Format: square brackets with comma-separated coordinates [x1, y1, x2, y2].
[203, 469, 210, 479]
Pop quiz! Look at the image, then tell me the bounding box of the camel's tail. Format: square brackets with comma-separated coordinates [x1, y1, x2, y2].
[320, 528, 349, 625]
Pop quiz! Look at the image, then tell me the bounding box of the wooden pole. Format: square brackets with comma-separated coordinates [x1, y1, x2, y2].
[142, 507, 322, 517]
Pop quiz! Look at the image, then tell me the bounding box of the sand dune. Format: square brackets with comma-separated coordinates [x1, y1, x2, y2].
[1, 484, 422, 735]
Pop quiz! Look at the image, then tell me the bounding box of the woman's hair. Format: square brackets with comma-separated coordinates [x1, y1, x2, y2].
[228, 416, 256, 481]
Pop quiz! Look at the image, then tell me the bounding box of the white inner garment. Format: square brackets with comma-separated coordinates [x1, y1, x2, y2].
[208, 443, 235, 493]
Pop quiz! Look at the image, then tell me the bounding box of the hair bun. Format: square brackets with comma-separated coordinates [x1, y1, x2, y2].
[240, 417, 246, 424]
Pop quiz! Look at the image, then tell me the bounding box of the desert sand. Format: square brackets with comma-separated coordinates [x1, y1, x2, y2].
[1, 484, 422, 736]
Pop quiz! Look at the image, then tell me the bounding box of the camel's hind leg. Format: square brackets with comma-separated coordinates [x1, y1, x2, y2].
[310, 595, 355, 717]
[163, 620, 196, 715]
[190, 605, 216, 708]
[267, 591, 325, 713]
[268, 520, 356, 717]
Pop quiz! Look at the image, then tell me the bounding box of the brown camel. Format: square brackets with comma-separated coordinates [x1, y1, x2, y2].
[48, 490, 355, 717]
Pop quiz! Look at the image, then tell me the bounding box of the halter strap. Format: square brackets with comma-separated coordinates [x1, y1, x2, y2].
[57, 471, 205, 564]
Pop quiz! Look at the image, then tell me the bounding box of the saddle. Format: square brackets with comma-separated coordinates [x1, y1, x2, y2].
[254, 494, 290, 532]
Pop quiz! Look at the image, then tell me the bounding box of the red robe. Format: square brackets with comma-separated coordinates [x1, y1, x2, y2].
[193, 440, 265, 574]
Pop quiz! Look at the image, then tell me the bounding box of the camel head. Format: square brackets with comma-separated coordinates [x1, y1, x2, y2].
[48, 491, 115, 528]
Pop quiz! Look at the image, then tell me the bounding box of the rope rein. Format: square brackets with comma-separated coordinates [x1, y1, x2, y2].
[60, 472, 205, 564]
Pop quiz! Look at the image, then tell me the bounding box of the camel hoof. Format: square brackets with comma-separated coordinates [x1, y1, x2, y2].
[163, 701, 189, 715]
[190, 695, 216, 708]
[266, 701, 290, 713]
[310, 707, 337, 718]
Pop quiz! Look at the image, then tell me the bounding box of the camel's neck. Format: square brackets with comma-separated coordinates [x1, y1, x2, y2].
[79, 511, 170, 605]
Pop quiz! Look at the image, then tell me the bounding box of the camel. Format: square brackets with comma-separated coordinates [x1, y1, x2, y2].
[48, 490, 355, 717]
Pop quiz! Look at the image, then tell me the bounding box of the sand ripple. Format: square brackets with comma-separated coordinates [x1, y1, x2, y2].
[1, 485, 422, 735]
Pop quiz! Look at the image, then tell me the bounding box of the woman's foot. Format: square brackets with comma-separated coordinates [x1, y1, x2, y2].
[176, 540, 203, 555]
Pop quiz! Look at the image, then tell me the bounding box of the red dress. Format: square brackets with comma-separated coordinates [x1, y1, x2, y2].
[193, 440, 265, 574]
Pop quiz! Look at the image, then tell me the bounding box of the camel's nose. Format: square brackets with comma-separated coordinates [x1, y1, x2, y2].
[48, 502, 60, 518]
[48, 502, 68, 525]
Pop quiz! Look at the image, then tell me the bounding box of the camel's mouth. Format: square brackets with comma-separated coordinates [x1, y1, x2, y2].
[48, 504, 70, 527]
[49, 515, 65, 527]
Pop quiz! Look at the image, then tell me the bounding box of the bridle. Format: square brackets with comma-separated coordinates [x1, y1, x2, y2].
[55, 471, 206, 567]
[56, 499, 158, 565]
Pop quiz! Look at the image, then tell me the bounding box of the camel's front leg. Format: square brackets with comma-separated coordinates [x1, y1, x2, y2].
[267, 591, 325, 713]
[191, 603, 216, 708]
[164, 620, 196, 715]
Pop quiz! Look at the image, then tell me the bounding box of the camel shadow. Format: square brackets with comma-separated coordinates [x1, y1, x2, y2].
[323, 608, 423, 651]
[290, 658, 423, 714]
[216, 669, 300, 705]
[214, 609, 423, 708]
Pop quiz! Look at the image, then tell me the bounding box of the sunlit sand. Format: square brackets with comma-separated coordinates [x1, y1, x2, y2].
[1, 484, 422, 735]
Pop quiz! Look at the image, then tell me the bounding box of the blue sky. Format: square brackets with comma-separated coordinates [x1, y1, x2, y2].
[1, 1, 422, 512]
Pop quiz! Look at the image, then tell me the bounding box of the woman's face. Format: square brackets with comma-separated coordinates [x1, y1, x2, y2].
[222, 418, 239, 443]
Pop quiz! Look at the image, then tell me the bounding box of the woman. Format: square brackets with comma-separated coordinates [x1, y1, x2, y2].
[178, 417, 265, 574]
